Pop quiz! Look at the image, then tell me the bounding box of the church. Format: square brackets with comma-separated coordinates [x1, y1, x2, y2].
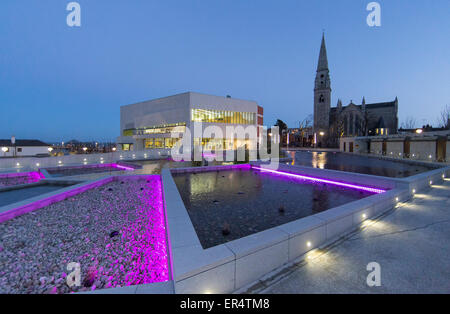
[313, 34, 399, 147]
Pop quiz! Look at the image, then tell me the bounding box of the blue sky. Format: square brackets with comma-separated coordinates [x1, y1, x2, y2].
[0, 0, 449, 142]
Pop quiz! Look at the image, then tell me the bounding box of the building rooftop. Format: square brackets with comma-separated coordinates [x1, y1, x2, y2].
[0, 139, 50, 147]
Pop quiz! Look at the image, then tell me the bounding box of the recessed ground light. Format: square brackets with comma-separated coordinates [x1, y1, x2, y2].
[395, 197, 399, 202]
[412, 189, 416, 194]
[306, 241, 312, 248]
[429, 181, 433, 185]
[58, 161, 62, 164]
[362, 214, 367, 219]
[16, 163, 20, 166]
[36, 163, 40, 167]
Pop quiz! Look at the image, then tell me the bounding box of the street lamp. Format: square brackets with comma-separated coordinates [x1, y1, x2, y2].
[83, 147, 88, 153]
[48, 147, 53, 152]
[1, 147, 8, 156]
[319, 131, 325, 137]
[112, 147, 117, 152]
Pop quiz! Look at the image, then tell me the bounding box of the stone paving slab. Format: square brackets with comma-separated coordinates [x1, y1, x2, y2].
[249, 180, 450, 294]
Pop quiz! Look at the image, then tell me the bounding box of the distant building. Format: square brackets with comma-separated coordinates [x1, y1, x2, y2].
[313, 34, 399, 147]
[282, 127, 314, 147]
[340, 130, 449, 162]
[0, 139, 51, 157]
[117, 92, 264, 152]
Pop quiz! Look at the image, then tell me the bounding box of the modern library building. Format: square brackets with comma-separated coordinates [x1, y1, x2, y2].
[117, 92, 264, 152]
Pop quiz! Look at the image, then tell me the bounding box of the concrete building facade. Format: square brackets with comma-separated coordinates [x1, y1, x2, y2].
[117, 92, 264, 153]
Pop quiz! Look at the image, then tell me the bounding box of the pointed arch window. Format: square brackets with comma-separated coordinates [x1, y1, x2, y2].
[319, 95, 325, 103]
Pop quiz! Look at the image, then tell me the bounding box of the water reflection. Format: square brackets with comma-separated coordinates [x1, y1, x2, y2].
[288, 151, 433, 178]
[311, 152, 327, 170]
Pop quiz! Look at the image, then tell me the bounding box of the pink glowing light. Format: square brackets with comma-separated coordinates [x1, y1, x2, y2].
[0, 171, 44, 187]
[111, 163, 135, 171]
[202, 152, 217, 159]
[253, 167, 386, 194]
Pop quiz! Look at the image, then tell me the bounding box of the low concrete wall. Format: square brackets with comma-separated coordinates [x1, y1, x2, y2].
[0, 149, 170, 171]
[410, 140, 436, 160]
[342, 134, 450, 163]
[370, 141, 383, 155]
[386, 140, 404, 158]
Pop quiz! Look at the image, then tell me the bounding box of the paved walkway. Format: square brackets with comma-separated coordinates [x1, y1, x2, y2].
[249, 180, 450, 294]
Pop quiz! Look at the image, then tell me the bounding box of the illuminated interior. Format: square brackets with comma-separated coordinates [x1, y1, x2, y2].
[191, 109, 255, 124]
[123, 123, 186, 137]
[145, 138, 181, 149]
[193, 138, 253, 150]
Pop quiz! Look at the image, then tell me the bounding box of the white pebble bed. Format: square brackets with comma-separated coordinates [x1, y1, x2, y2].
[0, 178, 169, 294]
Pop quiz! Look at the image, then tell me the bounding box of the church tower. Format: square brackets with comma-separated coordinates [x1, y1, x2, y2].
[314, 33, 332, 136]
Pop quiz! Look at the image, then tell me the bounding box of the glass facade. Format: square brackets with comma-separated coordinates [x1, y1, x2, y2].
[191, 109, 255, 125]
[123, 123, 186, 137]
[121, 144, 134, 151]
[145, 138, 180, 149]
[193, 138, 252, 150]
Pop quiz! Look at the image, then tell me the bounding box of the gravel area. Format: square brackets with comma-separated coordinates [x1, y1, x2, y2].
[0, 173, 42, 187]
[0, 177, 169, 294]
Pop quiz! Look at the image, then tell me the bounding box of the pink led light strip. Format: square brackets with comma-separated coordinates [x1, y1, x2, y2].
[253, 167, 386, 194]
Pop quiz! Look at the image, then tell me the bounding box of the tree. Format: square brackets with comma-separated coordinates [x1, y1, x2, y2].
[299, 114, 313, 129]
[274, 119, 288, 136]
[438, 105, 450, 129]
[401, 117, 418, 129]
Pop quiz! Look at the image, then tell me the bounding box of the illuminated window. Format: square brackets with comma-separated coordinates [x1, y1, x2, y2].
[155, 138, 164, 148]
[123, 129, 133, 137]
[122, 144, 133, 151]
[125, 123, 186, 136]
[145, 139, 154, 149]
[191, 109, 255, 124]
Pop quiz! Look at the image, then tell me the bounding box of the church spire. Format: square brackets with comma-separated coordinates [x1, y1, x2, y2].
[317, 33, 329, 72]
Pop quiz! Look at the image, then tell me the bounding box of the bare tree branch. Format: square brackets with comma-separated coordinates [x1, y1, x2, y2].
[401, 116, 418, 129]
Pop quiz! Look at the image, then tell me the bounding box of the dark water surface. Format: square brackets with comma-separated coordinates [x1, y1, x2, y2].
[0, 184, 71, 207]
[173, 168, 374, 248]
[289, 151, 434, 178]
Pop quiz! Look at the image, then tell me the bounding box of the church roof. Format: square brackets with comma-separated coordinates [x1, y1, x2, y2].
[365, 101, 396, 109]
[317, 33, 329, 72]
[331, 100, 396, 111]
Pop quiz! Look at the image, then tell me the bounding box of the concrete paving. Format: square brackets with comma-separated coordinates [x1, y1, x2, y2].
[249, 179, 450, 294]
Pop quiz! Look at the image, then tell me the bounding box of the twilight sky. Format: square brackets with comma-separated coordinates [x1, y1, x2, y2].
[0, 0, 449, 142]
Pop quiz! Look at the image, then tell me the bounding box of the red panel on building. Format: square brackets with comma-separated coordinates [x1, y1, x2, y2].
[257, 106, 264, 116]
